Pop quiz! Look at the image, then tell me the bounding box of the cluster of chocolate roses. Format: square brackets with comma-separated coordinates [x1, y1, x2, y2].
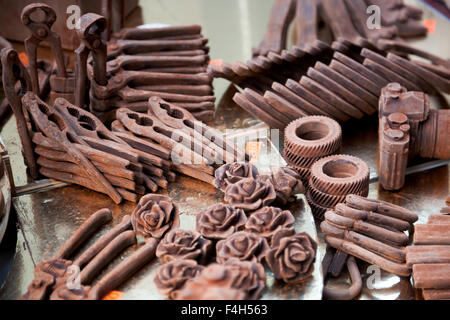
[131, 163, 318, 300]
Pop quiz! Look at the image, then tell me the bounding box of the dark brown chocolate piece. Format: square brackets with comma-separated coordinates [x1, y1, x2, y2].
[260, 166, 305, 205]
[154, 259, 204, 298]
[245, 207, 295, 241]
[156, 229, 212, 264]
[196, 204, 247, 240]
[216, 231, 269, 264]
[224, 178, 276, 212]
[131, 194, 180, 239]
[265, 228, 317, 284]
[214, 162, 259, 192]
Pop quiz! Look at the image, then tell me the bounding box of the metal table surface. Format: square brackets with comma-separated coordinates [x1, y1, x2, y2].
[0, 0, 449, 300]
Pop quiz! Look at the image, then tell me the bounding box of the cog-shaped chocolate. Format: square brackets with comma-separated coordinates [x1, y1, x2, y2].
[156, 229, 212, 264]
[131, 194, 180, 239]
[245, 206, 295, 240]
[154, 259, 204, 298]
[265, 228, 317, 284]
[261, 166, 305, 205]
[214, 162, 259, 191]
[224, 178, 276, 212]
[196, 204, 247, 240]
[216, 231, 269, 263]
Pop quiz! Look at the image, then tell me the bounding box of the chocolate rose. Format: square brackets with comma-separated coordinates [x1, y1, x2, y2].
[216, 231, 269, 263]
[173, 279, 248, 300]
[245, 207, 295, 240]
[261, 166, 305, 205]
[196, 204, 247, 240]
[154, 259, 204, 298]
[224, 178, 276, 212]
[131, 194, 179, 239]
[156, 229, 212, 264]
[223, 258, 266, 300]
[214, 162, 259, 191]
[265, 228, 317, 284]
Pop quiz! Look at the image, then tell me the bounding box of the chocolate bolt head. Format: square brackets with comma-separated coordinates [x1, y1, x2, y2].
[265, 228, 317, 284]
[131, 194, 180, 240]
[196, 204, 247, 240]
[156, 229, 212, 264]
[388, 112, 408, 128]
[224, 178, 276, 212]
[154, 259, 204, 299]
[216, 231, 269, 263]
[245, 206, 295, 241]
[213, 162, 259, 192]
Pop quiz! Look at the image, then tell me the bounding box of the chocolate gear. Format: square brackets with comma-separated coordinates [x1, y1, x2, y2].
[378, 83, 450, 191]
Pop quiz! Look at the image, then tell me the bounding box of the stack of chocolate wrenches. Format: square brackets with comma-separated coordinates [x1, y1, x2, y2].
[88, 24, 215, 123]
[321, 195, 418, 277]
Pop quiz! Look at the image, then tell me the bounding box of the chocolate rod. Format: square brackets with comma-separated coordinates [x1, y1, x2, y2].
[294, 0, 319, 45]
[377, 39, 450, 69]
[322, 221, 406, 263]
[323, 256, 362, 300]
[81, 136, 140, 163]
[422, 289, 450, 300]
[335, 203, 411, 232]
[162, 169, 176, 182]
[114, 25, 202, 40]
[74, 216, 132, 268]
[413, 264, 450, 289]
[39, 167, 138, 203]
[148, 174, 168, 189]
[427, 214, 450, 224]
[33, 133, 134, 169]
[325, 211, 409, 246]
[56, 208, 112, 259]
[142, 175, 158, 192]
[326, 236, 411, 276]
[140, 66, 207, 74]
[36, 152, 142, 186]
[137, 49, 208, 57]
[80, 230, 136, 285]
[412, 60, 450, 80]
[140, 165, 163, 178]
[112, 131, 171, 160]
[328, 251, 348, 277]
[118, 88, 215, 103]
[34, 145, 141, 178]
[108, 54, 207, 71]
[134, 84, 213, 96]
[406, 245, 450, 267]
[173, 164, 214, 185]
[88, 238, 158, 300]
[109, 38, 208, 56]
[414, 224, 450, 245]
[345, 195, 418, 224]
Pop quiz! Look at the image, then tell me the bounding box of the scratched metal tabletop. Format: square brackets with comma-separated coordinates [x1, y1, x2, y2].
[0, 0, 449, 300]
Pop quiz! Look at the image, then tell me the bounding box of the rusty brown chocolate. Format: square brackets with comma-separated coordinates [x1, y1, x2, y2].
[213, 162, 259, 192]
[131, 194, 180, 240]
[154, 259, 204, 298]
[156, 228, 212, 264]
[265, 228, 317, 284]
[224, 178, 276, 212]
[378, 83, 450, 191]
[245, 207, 295, 241]
[216, 231, 269, 264]
[260, 166, 305, 205]
[172, 260, 265, 300]
[196, 203, 247, 240]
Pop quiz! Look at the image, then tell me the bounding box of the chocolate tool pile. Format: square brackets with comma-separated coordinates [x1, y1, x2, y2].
[79, 12, 214, 123]
[321, 195, 418, 277]
[253, 0, 426, 57]
[210, 37, 450, 128]
[406, 210, 450, 300]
